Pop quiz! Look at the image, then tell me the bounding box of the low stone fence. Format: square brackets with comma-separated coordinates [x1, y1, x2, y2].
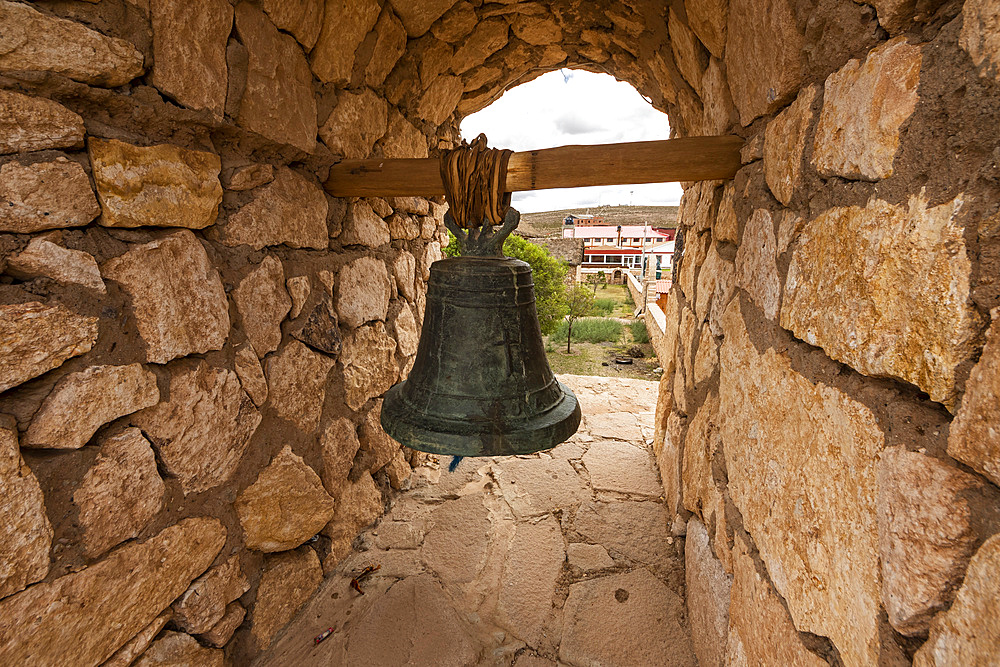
[625, 271, 644, 310]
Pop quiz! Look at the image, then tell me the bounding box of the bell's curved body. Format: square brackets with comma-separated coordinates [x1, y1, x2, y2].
[381, 256, 581, 457]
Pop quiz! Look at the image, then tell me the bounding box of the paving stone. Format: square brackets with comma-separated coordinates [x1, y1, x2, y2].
[422, 494, 491, 583]
[0, 518, 225, 667]
[234, 255, 291, 358]
[494, 456, 589, 517]
[497, 515, 565, 649]
[102, 230, 230, 364]
[0, 158, 100, 233]
[89, 138, 223, 229]
[221, 168, 328, 249]
[132, 360, 260, 495]
[6, 238, 105, 292]
[374, 519, 424, 551]
[24, 363, 159, 450]
[568, 542, 615, 571]
[574, 499, 675, 576]
[0, 415, 52, 599]
[74, 428, 164, 557]
[0, 1, 144, 86]
[584, 411, 644, 441]
[0, 90, 84, 154]
[560, 568, 696, 666]
[234, 3, 317, 152]
[150, 0, 232, 116]
[237, 445, 336, 552]
[584, 440, 663, 497]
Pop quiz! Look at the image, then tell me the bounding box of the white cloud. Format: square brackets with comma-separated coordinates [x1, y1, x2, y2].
[461, 70, 683, 213]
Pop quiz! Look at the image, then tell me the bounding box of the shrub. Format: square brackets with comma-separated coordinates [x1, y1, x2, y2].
[593, 297, 617, 316]
[550, 317, 623, 344]
[629, 320, 650, 344]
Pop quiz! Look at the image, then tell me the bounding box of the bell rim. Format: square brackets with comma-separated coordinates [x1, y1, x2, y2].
[380, 379, 582, 457]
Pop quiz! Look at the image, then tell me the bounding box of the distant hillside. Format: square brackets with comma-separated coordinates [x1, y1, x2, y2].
[517, 205, 679, 238]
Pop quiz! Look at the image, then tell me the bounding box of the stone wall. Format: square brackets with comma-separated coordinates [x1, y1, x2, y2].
[2, 0, 999, 664]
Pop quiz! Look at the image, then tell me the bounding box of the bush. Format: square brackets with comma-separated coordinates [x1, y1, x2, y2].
[593, 298, 617, 316]
[629, 320, 650, 344]
[550, 317, 623, 344]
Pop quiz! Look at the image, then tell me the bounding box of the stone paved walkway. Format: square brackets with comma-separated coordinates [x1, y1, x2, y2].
[258, 375, 696, 667]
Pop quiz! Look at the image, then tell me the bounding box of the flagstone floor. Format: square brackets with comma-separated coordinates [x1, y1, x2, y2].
[257, 375, 696, 667]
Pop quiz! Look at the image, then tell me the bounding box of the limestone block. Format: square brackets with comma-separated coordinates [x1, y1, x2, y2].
[0, 90, 84, 154]
[913, 534, 1000, 666]
[134, 631, 224, 667]
[682, 394, 722, 518]
[150, 0, 232, 116]
[320, 89, 388, 159]
[695, 243, 736, 337]
[264, 340, 335, 432]
[686, 519, 731, 667]
[0, 301, 98, 394]
[234, 256, 291, 358]
[764, 85, 817, 205]
[390, 302, 420, 357]
[251, 549, 323, 650]
[685, 0, 728, 58]
[335, 256, 391, 328]
[198, 602, 245, 648]
[286, 276, 311, 319]
[497, 515, 564, 650]
[702, 57, 737, 135]
[418, 39, 454, 89]
[6, 238, 105, 292]
[392, 250, 417, 301]
[670, 9, 707, 94]
[432, 2, 477, 42]
[237, 446, 335, 552]
[341, 201, 391, 247]
[740, 132, 764, 163]
[89, 138, 222, 229]
[227, 164, 274, 191]
[451, 19, 509, 74]
[389, 0, 457, 37]
[103, 611, 171, 667]
[291, 294, 342, 356]
[132, 361, 260, 495]
[560, 568, 696, 666]
[812, 38, 921, 181]
[776, 209, 804, 254]
[781, 194, 980, 409]
[0, 158, 100, 233]
[418, 75, 465, 126]
[693, 326, 718, 385]
[582, 440, 662, 497]
[234, 345, 268, 407]
[221, 168, 328, 250]
[727, 534, 826, 667]
[877, 447, 986, 635]
[74, 428, 164, 557]
[102, 230, 230, 364]
[171, 555, 249, 634]
[714, 182, 738, 244]
[0, 1, 144, 87]
[960, 0, 1000, 83]
[735, 209, 780, 320]
[311, 0, 380, 85]
[385, 450, 411, 489]
[323, 472, 383, 563]
[260, 0, 324, 50]
[0, 415, 52, 599]
[949, 310, 1000, 485]
[511, 15, 561, 45]
[382, 112, 429, 159]
[720, 299, 885, 666]
[359, 399, 400, 473]
[320, 417, 361, 496]
[660, 410, 685, 518]
[725, 0, 804, 125]
[24, 364, 158, 450]
[340, 323, 400, 411]
[365, 9, 407, 87]
[234, 4, 317, 153]
[0, 518, 225, 667]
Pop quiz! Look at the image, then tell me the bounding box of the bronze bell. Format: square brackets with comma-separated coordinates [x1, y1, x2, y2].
[380, 254, 582, 457]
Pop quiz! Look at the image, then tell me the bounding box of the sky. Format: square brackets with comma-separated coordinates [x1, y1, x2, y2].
[460, 69, 683, 214]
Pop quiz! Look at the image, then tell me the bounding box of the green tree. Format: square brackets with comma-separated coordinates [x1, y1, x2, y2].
[444, 231, 568, 334]
[564, 284, 595, 353]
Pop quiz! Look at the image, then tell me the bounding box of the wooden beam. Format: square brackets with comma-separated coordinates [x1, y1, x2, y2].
[324, 135, 744, 198]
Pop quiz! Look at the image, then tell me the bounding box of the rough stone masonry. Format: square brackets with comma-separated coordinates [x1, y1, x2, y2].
[0, 0, 999, 665]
